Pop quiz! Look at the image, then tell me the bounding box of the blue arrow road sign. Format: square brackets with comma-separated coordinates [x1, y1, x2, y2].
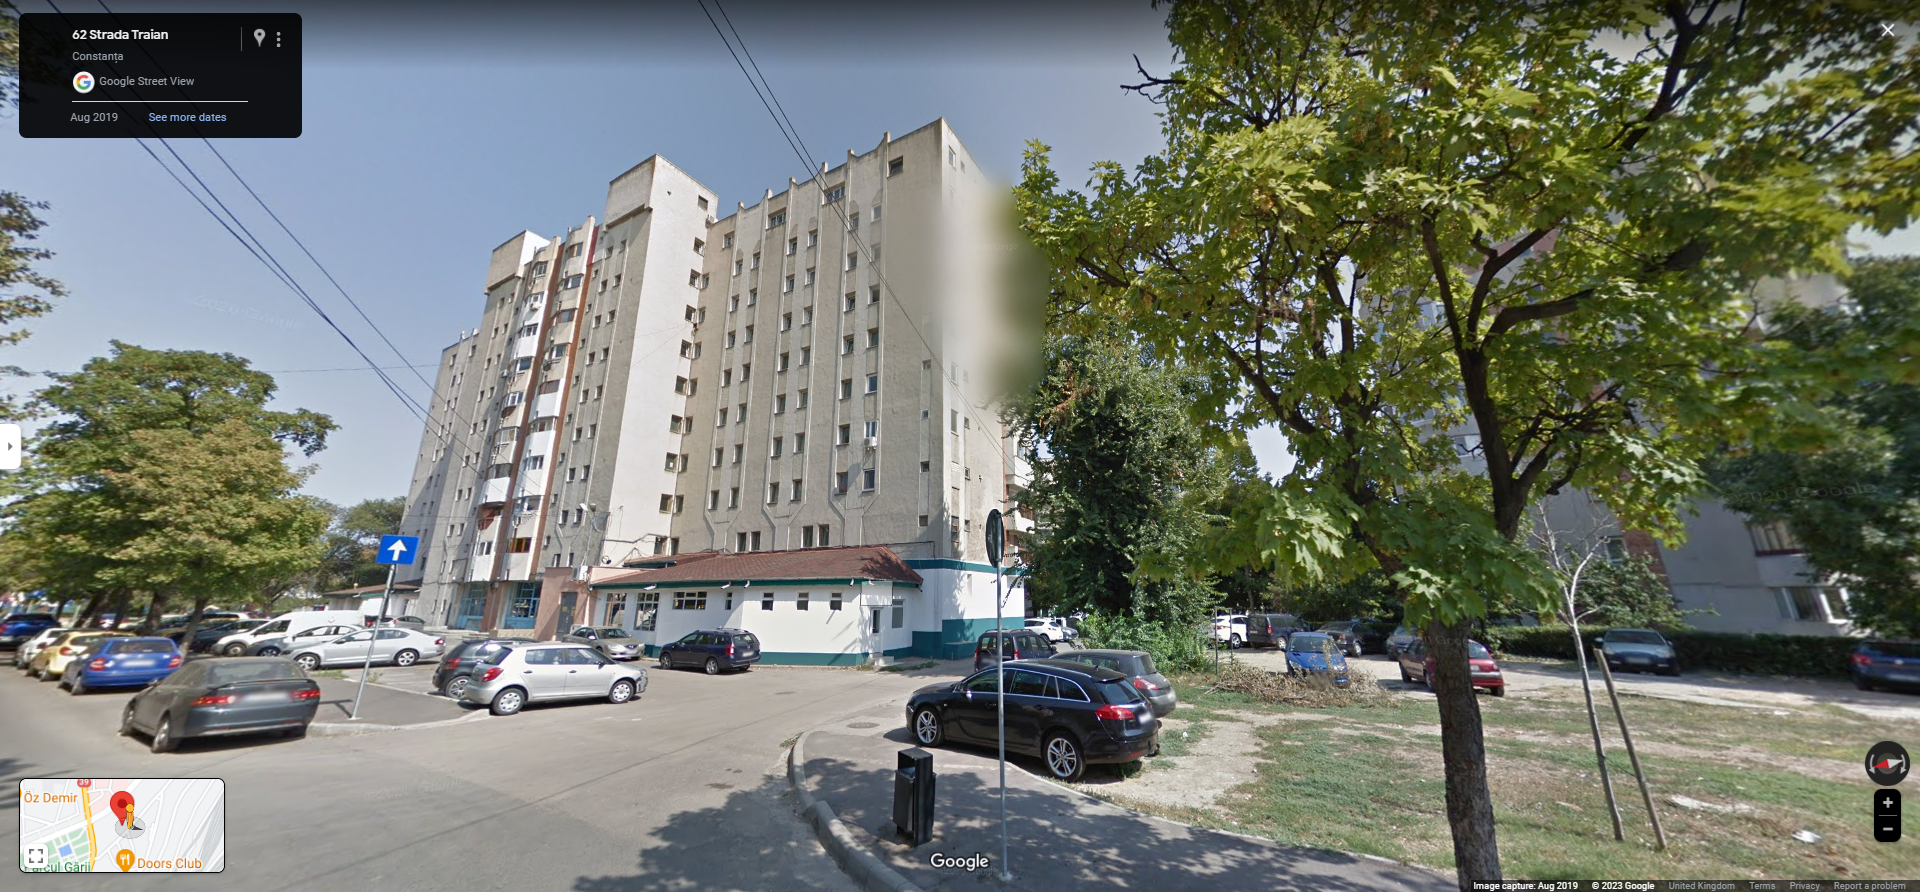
[376, 535, 420, 565]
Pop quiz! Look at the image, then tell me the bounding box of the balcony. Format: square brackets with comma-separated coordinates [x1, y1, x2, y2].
[523, 429, 557, 458]
[534, 392, 562, 419]
[480, 476, 512, 505]
[490, 442, 516, 464]
[512, 334, 541, 361]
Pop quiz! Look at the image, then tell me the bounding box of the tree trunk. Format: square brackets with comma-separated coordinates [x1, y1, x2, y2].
[140, 595, 165, 634]
[107, 590, 131, 629]
[77, 592, 104, 628]
[1430, 620, 1501, 889]
[177, 596, 210, 657]
[51, 598, 70, 625]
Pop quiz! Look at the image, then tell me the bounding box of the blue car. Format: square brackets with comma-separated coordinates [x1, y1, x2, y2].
[0, 612, 59, 650]
[60, 637, 182, 695]
[1285, 632, 1351, 686]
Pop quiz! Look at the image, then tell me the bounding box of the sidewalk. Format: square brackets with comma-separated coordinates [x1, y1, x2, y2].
[307, 676, 482, 735]
[791, 719, 1453, 892]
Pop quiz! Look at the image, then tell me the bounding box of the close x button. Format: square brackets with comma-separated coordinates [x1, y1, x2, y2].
[1875, 789, 1900, 843]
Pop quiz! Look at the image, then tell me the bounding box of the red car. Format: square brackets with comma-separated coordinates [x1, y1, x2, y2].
[1396, 638, 1506, 697]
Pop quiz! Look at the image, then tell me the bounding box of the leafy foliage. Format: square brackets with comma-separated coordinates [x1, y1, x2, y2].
[1480, 625, 1856, 679]
[1268, 571, 1399, 623]
[1014, 1, 1915, 882]
[1566, 556, 1704, 629]
[1709, 257, 1920, 637]
[1007, 330, 1228, 627]
[1075, 612, 1214, 674]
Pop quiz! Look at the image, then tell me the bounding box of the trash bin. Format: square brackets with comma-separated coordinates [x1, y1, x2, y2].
[893, 747, 935, 846]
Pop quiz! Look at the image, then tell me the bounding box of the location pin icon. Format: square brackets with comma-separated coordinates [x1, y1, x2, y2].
[253, 28, 265, 47]
[116, 850, 134, 872]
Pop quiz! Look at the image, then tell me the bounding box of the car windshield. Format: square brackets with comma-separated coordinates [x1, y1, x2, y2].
[1133, 654, 1157, 675]
[1607, 630, 1665, 645]
[598, 628, 630, 639]
[1468, 642, 1492, 659]
[1290, 636, 1334, 654]
[207, 662, 303, 683]
[117, 640, 175, 654]
[1866, 641, 1920, 658]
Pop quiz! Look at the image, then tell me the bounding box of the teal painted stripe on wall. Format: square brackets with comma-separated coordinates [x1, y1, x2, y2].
[903, 558, 1029, 576]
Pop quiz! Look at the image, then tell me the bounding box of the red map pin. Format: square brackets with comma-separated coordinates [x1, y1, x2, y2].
[109, 791, 134, 826]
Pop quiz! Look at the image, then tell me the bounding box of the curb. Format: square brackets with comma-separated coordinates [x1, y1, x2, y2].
[787, 730, 924, 892]
[309, 709, 491, 737]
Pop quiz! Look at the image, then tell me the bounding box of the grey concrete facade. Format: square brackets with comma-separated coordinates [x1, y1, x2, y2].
[399, 120, 1029, 632]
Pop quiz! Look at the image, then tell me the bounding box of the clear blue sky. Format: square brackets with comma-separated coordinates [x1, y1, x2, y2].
[2, 0, 1192, 507]
[4, 1, 1911, 510]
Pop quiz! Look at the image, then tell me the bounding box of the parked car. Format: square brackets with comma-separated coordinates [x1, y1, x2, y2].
[658, 628, 761, 674]
[1396, 638, 1505, 696]
[905, 658, 1158, 782]
[433, 637, 532, 699]
[375, 615, 428, 632]
[245, 623, 366, 657]
[1243, 613, 1308, 649]
[458, 642, 648, 715]
[1284, 632, 1351, 686]
[60, 637, 182, 694]
[1048, 648, 1176, 717]
[120, 657, 322, 753]
[1318, 620, 1389, 657]
[973, 628, 1056, 671]
[154, 612, 243, 638]
[1211, 614, 1249, 648]
[1385, 624, 1420, 655]
[13, 626, 77, 669]
[28, 631, 131, 680]
[1597, 628, 1679, 676]
[179, 619, 268, 654]
[1851, 639, 1920, 692]
[1022, 617, 1078, 644]
[559, 626, 644, 660]
[285, 628, 446, 671]
[216, 610, 378, 656]
[0, 612, 59, 650]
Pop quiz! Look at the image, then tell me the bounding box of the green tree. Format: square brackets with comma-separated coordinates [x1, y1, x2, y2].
[1014, 3, 1916, 884]
[1571, 557, 1700, 629]
[1709, 257, 1920, 636]
[0, 4, 65, 418]
[1007, 331, 1227, 629]
[0, 343, 336, 635]
[1269, 571, 1398, 623]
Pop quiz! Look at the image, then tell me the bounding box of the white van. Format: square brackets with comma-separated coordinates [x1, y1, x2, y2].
[213, 610, 368, 657]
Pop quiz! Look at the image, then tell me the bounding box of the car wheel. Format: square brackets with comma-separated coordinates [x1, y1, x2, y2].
[704, 657, 720, 675]
[284, 723, 308, 740]
[293, 653, 320, 671]
[913, 707, 944, 746]
[120, 702, 137, 737]
[1042, 731, 1085, 782]
[490, 687, 526, 716]
[393, 649, 419, 668]
[150, 714, 178, 753]
[444, 676, 470, 700]
[609, 679, 635, 704]
[1424, 672, 1435, 692]
[1230, 634, 1243, 649]
[223, 643, 246, 656]
[1399, 663, 1412, 683]
[1490, 686, 1506, 697]
[1350, 642, 1362, 658]
[258, 645, 281, 657]
[1854, 673, 1874, 691]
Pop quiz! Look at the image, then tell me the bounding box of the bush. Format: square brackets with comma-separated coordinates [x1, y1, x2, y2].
[1077, 613, 1213, 673]
[1202, 660, 1396, 708]
[1478, 624, 1857, 678]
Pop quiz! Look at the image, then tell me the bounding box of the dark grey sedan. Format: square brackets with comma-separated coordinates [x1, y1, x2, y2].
[1598, 628, 1679, 676]
[120, 657, 321, 753]
[1047, 648, 1176, 717]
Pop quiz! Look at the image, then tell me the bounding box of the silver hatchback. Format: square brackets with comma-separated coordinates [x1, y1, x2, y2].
[460, 642, 648, 716]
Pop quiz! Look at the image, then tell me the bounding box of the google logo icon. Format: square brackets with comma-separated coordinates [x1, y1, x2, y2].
[73, 71, 95, 93]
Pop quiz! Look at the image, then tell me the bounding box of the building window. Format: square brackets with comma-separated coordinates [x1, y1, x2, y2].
[951, 410, 959, 433]
[785, 275, 795, 293]
[750, 531, 761, 551]
[837, 471, 849, 493]
[829, 592, 842, 611]
[891, 596, 903, 628]
[724, 233, 734, 248]
[734, 259, 743, 276]
[509, 537, 532, 553]
[802, 306, 814, 325]
[675, 376, 689, 394]
[803, 526, 815, 548]
[797, 389, 809, 408]
[819, 524, 830, 546]
[713, 448, 724, 467]
[734, 444, 744, 463]
[843, 336, 855, 355]
[717, 408, 728, 427]
[841, 379, 853, 400]
[792, 478, 803, 501]
[864, 420, 878, 439]
[1777, 586, 1843, 621]
[768, 210, 786, 228]
[729, 487, 740, 508]
[866, 374, 878, 394]
[889, 157, 904, 176]
[772, 436, 784, 457]
[659, 494, 674, 513]
[673, 591, 708, 610]
[1749, 520, 1803, 555]
[806, 267, 816, 286]
[762, 593, 774, 611]
[779, 353, 790, 372]
[665, 453, 679, 471]
[847, 252, 859, 271]
[693, 238, 706, 255]
[808, 229, 819, 246]
[795, 432, 807, 452]
[797, 592, 809, 611]
[670, 415, 684, 432]
[787, 237, 798, 256]
[745, 325, 755, 343]
[838, 424, 851, 445]
[862, 468, 876, 490]
[736, 402, 746, 423]
[776, 393, 787, 413]
[844, 292, 857, 311]
[723, 369, 733, 387]
[709, 490, 720, 510]
[867, 328, 879, 348]
[825, 184, 845, 204]
[782, 313, 792, 332]
[768, 482, 780, 504]
[698, 196, 710, 211]
[919, 515, 928, 527]
[737, 532, 748, 552]
[752, 252, 761, 270]
[801, 346, 811, 365]
[849, 211, 859, 231]
[872, 204, 882, 221]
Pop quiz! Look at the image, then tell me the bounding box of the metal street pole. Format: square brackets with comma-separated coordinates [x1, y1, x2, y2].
[993, 561, 1010, 882]
[349, 563, 395, 720]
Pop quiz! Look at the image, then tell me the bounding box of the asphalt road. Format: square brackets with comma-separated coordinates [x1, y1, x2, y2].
[2, 656, 962, 890]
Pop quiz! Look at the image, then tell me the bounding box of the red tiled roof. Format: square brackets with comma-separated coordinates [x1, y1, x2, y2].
[593, 546, 922, 588]
[321, 583, 421, 597]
